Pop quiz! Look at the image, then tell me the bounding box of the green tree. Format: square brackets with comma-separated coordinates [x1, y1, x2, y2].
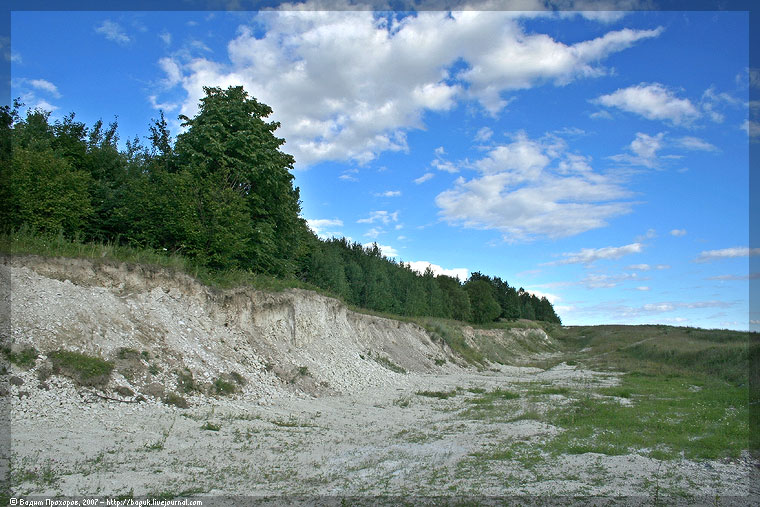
[173, 86, 305, 274]
[464, 279, 501, 324]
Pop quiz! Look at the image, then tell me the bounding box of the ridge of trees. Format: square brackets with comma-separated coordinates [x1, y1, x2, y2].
[1, 87, 561, 325]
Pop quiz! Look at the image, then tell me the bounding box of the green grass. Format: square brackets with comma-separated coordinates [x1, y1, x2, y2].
[374, 355, 407, 374]
[212, 377, 237, 396]
[201, 422, 221, 431]
[460, 388, 521, 421]
[2, 226, 326, 293]
[416, 389, 458, 399]
[162, 392, 189, 409]
[47, 349, 114, 387]
[2, 345, 38, 369]
[542, 372, 748, 460]
[417, 318, 484, 365]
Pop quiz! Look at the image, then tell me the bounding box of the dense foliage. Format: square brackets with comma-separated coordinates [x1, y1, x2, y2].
[2, 87, 561, 325]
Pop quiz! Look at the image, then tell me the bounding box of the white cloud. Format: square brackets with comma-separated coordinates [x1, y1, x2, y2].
[549, 242, 643, 266]
[675, 136, 717, 152]
[363, 227, 383, 239]
[670, 228, 687, 237]
[695, 247, 760, 263]
[414, 172, 435, 184]
[339, 168, 359, 182]
[363, 242, 398, 258]
[523, 288, 560, 304]
[579, 272, 639, 289]
[375, 190, 401, 197]
[592, 82, 700, 125]
[609, 132, 665, 168]
[626, 263, 670, 271]
[95, 20, 131, 45]
[148, 95, 179, 112]
[408, 261, 469, 281]
[162, 9, 662, 167]
[475, 126, 493, 142]
[357, 210, 399, 224]
[635, 286, 650, 291]
[436, 132, 633, 240]
[27, 79, 61, 98]
[159, 31, 172, 45]
[307, 218, 343, 238]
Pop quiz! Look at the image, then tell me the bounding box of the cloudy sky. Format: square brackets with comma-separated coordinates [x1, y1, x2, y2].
[10, 4, 756, 330]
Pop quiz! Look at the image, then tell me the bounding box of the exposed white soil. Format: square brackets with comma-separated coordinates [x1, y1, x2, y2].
[3, 257, 757, 502]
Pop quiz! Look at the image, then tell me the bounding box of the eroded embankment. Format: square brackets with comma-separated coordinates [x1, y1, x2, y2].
[4, 256, 552, 404]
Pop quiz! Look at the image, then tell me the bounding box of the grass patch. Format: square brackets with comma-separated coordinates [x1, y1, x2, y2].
[212, 377, 237, 396]
[418, 318, 484, 365]
[162, 392, 189, 409]
[2, 345, 39, 369]
[48, 349, 114, 387]
[460, 388, 521, 421]
[177, 369, 200, 394]
[416, 389, 458, 400]
[374, 355, 407, 374]
[543, 373, 748, 460]
[201, 422, 221, 431]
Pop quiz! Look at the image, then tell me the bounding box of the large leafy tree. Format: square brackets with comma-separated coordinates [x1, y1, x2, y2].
[173, 86, 306, 274]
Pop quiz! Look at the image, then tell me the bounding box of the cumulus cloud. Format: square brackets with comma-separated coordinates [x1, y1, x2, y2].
[375, 190, 401, 197]
[475, 127, 493, 142]
[695, 247, 760, 263]
[670, 228, 687, 237]
[609, 132, 665, 168]
[592, 82, 700, 125]
[436, 132, 634, 240]
[159, 9, 662, 167]
[408, 261, 469, 281]
[549, 242, 643, 266]
[95, 20, 131, 45]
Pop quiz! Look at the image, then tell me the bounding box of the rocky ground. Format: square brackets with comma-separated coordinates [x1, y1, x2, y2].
[3, 257, 757, 503]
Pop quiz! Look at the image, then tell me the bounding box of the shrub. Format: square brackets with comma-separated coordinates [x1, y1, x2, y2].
[3, 345, 38, 369]
[163, 392, 188, 408]
[213, 377, 236, 396]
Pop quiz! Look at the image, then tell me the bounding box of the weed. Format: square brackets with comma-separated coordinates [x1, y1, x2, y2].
[162, 392, 189, 409]
[116, 347, 140, 360]
[374, 355, 407, 374]
[3, 345, 38, 369]
[201, 422, 221, 431]
[213, 377, 237, 396]
[416, 389, 458, 400]
[297, 366, 310, 376]
[434, 358, 447, 366]
[148, 364, 160, 375]
[48, 349, 114, 387]
[114, 386, 134, 397]
[393, 396, 411, 408]
[177, 368, 200, 393]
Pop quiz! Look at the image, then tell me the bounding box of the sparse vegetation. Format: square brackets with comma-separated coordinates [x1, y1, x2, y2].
[201, 422, 221, 431]
[162, 392, 189, 409]
[212, 377, 237, 396]
[416, 389, 458, 400]
[177, 369, 200, 394]
[47, 349, 114, 387]
[374, 355, 407, 374]
[3, 345, 38, 369]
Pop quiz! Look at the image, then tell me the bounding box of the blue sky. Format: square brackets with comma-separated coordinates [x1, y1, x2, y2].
[10, 6, 757, 330]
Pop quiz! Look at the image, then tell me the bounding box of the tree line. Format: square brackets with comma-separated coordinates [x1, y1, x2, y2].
[1, 86, 561, 325]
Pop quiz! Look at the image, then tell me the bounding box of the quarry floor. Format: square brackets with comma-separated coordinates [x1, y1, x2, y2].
[8, 358, 757, 503]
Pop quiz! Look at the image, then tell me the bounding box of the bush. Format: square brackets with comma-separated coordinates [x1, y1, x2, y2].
[163, 392, 188, 408]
